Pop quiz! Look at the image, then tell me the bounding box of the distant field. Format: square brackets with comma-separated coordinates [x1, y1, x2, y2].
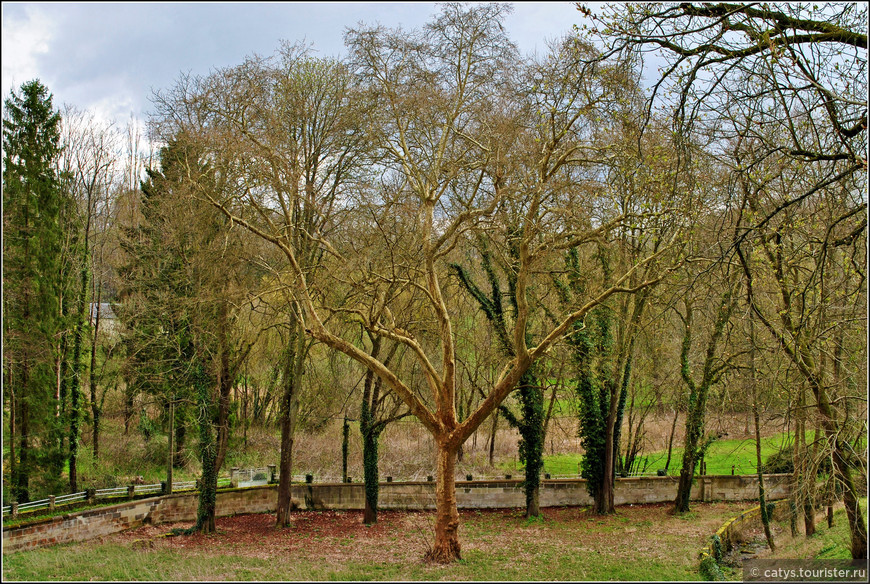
[539, 432, 799, 477]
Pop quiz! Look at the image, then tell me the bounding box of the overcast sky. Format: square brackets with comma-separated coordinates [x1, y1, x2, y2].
[2, 2, 588, 125]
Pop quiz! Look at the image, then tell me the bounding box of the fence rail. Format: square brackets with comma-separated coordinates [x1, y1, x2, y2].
[0, 467, 699, 519]
[2, 476, 227, 519]
[54, 492, 87, 505]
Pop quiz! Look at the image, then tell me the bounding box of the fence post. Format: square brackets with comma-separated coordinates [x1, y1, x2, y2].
[231, 467, 239, 488]
[11, 502, 18, 519]
[86, 488, 96, 505]
[49, 495, 56, 512]
[128, 485, 135, 500]
[268, 464, 277, 484]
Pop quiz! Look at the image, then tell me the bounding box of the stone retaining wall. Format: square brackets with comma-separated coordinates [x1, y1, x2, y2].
[698, 498, 790, 579]
[2, 474, 791, 553]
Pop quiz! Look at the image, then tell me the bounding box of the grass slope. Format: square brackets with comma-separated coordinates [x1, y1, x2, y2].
[541, 432, 798, 477]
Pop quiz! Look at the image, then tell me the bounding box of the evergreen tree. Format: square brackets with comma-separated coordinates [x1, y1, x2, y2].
[2, 80, 68, 502]
[117, 138, 252, 533]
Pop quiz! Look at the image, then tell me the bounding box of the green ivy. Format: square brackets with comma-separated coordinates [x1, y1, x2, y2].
[699, 555, 726, 581]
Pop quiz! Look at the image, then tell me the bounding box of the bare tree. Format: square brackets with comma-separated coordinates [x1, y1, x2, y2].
[57, 106, 121, 489]
[150, 5, 688, 561]
[151, 43, 370, 528]
[733, 134, 866, 558]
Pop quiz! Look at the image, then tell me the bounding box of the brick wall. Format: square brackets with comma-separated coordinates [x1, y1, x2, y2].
[2, 474, 792, 553]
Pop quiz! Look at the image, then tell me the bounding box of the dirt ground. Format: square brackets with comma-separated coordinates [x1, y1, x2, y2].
[101, 502, 745, 566]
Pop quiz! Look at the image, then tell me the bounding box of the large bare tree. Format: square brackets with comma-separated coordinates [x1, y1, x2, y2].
[151, 4, 689, 562]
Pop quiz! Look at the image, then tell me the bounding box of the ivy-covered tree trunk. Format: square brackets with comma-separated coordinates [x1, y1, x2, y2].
[358, 334, 406, 525]
[517, 374, 543, 518]
[571, 305, 623, 515]
[213, 301, 235, 475]
[360, 362, 381, 524]
[361, 424, 380, 525]
[674, 396, 705, 513]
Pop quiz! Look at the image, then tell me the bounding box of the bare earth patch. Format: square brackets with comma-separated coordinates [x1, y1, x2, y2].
[94, 502, 746, 579]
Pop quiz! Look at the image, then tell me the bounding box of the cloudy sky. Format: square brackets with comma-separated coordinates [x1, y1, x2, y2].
[2, 2, 588, 124]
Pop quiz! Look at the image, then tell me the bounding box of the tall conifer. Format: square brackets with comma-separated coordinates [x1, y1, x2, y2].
[3, 80, 68, 501]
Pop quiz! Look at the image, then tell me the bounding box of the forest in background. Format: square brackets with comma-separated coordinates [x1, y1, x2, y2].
[3, 2, 866, 562]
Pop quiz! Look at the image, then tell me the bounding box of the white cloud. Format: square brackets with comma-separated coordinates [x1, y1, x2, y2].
[1, 4, 57, 98]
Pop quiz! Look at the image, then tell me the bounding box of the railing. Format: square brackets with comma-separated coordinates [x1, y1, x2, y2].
[0, 464, 695, 520]
[2, 476, 226, 520]
[54, 491, 88, 506]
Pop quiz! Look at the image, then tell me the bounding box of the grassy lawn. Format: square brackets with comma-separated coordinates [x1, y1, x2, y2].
[541, 432, 798, 477]
[761, 500, 867, 561]
[2, 502, 751, 581]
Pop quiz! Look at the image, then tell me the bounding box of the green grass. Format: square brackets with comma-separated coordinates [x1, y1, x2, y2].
[540, 432, 799, 477]
[759, 499, 868, 563]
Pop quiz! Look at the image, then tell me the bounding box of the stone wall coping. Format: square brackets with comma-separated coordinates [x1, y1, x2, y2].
[3, 473, 795, 552]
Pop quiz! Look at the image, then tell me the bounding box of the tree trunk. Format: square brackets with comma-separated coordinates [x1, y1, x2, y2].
[427, 443, 461, 563]
[123, 386, 135, 435]
[832, 444, 866, 558]
[674, 401, 703, 513]
[16, 384, 30, 502]
[89, 286, 102, 460]
[243, 371, 249, 451]
[174, 422, 186, 468]
[7, 379, 16, 502]
[362, 427, 379, 524]
[342, 417, 350, 483]
[600, 409, 617, 514]
[275, 415, 295, 527]
[518, 374, 544, 518]
[194, 364, 217, 534]
[276, 330, 302, 528]
[488, 411, 498, 467]
[213, 302, 234, 475]
[750, 318, 774, 550]
[754, 391, 775, 550]
[664, 406, 679, 472]
[167, 396, 174, 495]
[69, 207, 92, 494]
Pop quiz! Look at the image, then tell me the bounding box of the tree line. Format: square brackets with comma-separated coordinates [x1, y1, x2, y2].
[3, 2, 866, 562]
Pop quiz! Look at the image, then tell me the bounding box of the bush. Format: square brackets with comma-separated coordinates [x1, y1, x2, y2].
[763, 444, 832, 475]
[699, 555, 726, 581]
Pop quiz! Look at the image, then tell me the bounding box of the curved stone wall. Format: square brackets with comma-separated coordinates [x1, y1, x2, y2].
[2, 474, 791, 553]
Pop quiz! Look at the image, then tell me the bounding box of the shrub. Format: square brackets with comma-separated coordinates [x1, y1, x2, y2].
[699, 555, 726, 581]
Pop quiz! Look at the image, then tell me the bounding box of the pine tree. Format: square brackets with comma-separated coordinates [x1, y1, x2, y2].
[3, 80, 69, 502]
